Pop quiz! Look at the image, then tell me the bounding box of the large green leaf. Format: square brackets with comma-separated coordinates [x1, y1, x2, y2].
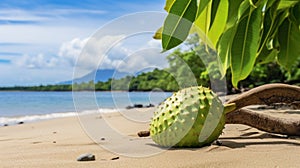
[197, 0, 212, 17]
[194, 2, 213, 49]
[256, 43, 278, 64]
[159, 0, 300, 88]
[277, 18, 300, 71]
[290, 3, 300, 26]
[162, 0, 198, 51]
[278, 0, 299, 10]
[238, 0, 250, 20]
[267, 9, 289, 42]
[257, 0, 279, 56]
[153, 27, 163, 40]
[226, 0, 244, 29]
[257, 9, 289, 63]
[217, 26, 237, 77]
[209, 0, 221, 28]
[208, 0, 229, 48]
[164, 0, 176, 12]
[265, 0, 278, 9]
[230, 4, 264, 87]
[256, 0, 296, 64]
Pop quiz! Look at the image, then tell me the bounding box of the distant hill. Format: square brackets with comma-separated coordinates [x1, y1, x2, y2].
[59, 69, 129, 84]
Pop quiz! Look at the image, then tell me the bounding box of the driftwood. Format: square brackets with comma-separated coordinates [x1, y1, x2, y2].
[226, 83, 300, 109]
[225, 83, 300, 136]
[226, 108, 300, 136]
[138, 84, 300, 137]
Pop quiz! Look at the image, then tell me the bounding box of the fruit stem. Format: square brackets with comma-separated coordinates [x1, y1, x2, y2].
[224, 103, 237, 114]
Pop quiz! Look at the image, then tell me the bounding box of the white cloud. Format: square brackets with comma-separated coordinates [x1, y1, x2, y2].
[57, 35, 168, 78]
[14, 53, 58, 69]
[0, 3, 167, 86]
[57, 35, 127, 77]
[12, 35, 129, 76]
[58, 38, 88, 66]
[145, 39, 162, 48]
[6, 33, 168, 85]
[116, 48, 169, 73]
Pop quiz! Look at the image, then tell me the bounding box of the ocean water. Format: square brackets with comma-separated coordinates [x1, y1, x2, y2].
[0, 91, 172, 126]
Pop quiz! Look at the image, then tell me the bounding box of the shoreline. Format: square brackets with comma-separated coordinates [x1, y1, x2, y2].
[0, 105, 156, 127]
[0, 108, 300, 167]
[0, 107, 136, 127]
[0, 109, 108, 127]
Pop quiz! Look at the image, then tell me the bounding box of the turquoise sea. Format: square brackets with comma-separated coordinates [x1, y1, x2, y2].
[0, 91, 172, 126]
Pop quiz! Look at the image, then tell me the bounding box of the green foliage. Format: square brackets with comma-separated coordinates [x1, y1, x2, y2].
[239, 63, 286, 88]
[162, 0, 198, 51]
[0, 84, 72, 91]
[73, 81, 94, 91]
[277, 17, 300, 70]
[230, 2, 264, 86]
[128, 69, 179, 91]
[208, 0, 229, 47]
[167, 49, 205, 87]
[159, 0, 300, 87]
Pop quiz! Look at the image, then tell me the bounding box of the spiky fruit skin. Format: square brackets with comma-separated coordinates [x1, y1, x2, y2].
[150, 86, 225, 147]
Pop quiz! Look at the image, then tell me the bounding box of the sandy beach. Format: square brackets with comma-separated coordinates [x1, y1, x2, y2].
[1, 107, 300, 168]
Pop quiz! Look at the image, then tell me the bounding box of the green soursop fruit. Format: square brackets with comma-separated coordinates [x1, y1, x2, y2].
[150, 86, 225, 147]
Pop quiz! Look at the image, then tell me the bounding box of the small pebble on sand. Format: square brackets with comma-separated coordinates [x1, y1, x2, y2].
[111, 157, 119, 160]
[77, 153, 96, 162]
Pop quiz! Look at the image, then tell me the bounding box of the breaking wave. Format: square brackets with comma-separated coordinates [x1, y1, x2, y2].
[0, 108, 119, 126]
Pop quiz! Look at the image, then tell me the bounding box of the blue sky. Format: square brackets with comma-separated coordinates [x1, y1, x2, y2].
[0, 0, 168, 86]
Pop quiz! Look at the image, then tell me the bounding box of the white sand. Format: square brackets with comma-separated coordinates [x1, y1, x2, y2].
[0, 107, 299, 168]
